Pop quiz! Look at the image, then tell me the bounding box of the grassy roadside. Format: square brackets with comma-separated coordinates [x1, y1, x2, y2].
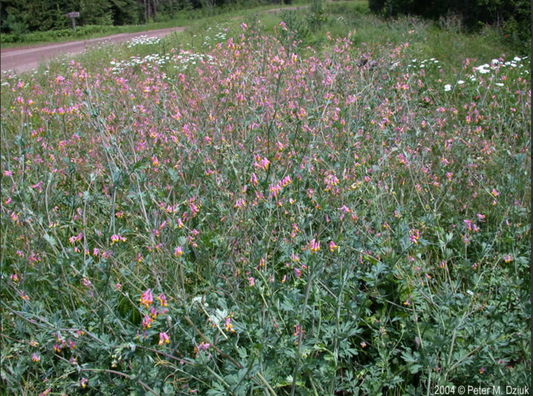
[38, 0, 526, 79]
[0, 0, 308, 49]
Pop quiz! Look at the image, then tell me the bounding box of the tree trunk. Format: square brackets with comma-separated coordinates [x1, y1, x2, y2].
[144, 0, 147, 22]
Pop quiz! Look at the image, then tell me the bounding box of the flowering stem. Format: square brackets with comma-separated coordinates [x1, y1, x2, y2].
[80, 368, 160, 396]
[183, 314, 242, 369]
[290, 260, 315, 396]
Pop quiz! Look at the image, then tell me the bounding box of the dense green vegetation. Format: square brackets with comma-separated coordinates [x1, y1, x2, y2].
[367, 0, 530, 49]
[1, 0, 530, 51]
[0, 0, 297, 35]
[1, 2, 531, 395]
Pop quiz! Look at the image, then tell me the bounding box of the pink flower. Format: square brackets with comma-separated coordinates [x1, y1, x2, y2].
[225, 317, 235, 332]
[31, 181, 43, 192]
[250, 172, 258, 186]
[234, 198, 246, 208]
[248, 277, 255, 286]
[174, 246, 184, 257]
[197, 342, 210, 351]
[309, 239, 320, 253]
[110, 234, 126, 244]
[338, 205, 351, 220]
[409, 230, 420, 244]
[32, 353, 40, 362]
[159, 332, 170, 346]
[157, 293, 167, 307]
[140, 289, 153, 308]
[142, 315, 153, 329]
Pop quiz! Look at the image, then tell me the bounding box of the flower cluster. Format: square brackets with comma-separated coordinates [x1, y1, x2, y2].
[126, 35, 162, 48]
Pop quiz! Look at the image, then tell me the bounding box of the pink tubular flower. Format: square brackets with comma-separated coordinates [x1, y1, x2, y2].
[159, 332, 170, 346]
[329, 241, 338, 252]
[80, 378, 88, 388]
[309, 239, 320, 253]
[280, 176, 292, 187]
[409, 229, 420, 244]
[157, 293, 167, 307]
[225, 317, 235, 332]
[250, 172, 258, 186]
[110, 234, 126, 244]
[142, 315, 154, 329]
[197, 342, 210, 351]
[174, 246, 183, 257]
[324, 174, 340, 191]
[32, 353, 40, 362]
[234, 198, 246, 209]
[248, 277, 255, 286]
[338, 205, 351, 220]
[140, 289, 153, 308]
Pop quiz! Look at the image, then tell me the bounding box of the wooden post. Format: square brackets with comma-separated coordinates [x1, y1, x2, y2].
[66, 12, 80, 33]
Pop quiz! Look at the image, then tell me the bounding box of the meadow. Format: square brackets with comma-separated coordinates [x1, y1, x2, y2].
[1, 2, 531, 395]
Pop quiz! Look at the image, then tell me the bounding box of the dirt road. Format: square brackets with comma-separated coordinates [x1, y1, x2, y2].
[0, 5, 308, 74]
